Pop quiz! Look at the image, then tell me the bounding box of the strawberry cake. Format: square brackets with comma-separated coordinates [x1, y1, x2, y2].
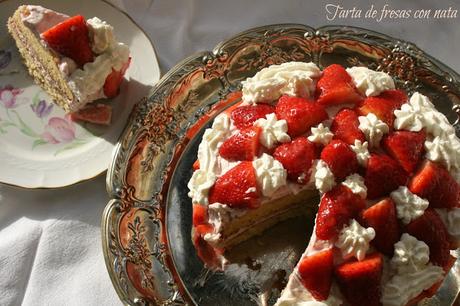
[7, 5, 130, 117]
[187, 61, 460, 305]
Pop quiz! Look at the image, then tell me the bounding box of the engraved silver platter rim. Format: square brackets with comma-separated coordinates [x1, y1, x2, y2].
[102, 24, 460, 306]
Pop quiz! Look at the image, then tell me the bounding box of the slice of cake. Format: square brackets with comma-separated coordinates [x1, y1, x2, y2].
[7, 5, 130, 113]
[188, 62, 460, 305]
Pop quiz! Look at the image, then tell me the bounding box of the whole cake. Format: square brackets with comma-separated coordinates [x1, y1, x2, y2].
[7, 5, 130, 115]
[187, 61, 460, 305]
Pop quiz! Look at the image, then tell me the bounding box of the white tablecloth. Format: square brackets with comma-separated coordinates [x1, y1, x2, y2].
[1, 0, 459, 305]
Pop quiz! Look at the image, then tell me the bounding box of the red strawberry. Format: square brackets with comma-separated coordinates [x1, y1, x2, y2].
[330, 108, 365, 145]
[193, 229, 223, 268]
[298, 249, 334, 301]
[409, 161, 460, 209]
[219, 126, 261, 161]
[335, 253, 383, 306]
[273, 137, 316, 182]
[192, 204, 207, 226]
[192, 159, 200, 170]
[383, 130, 426, 173]
[103, 57, 131, 98]
[316, 64, 363, 106]
[406, 209, 453, 268]
[208, 161, 259, 208]
[70, 103, 112, 125]
[316, 185, 366, 240]
[364, 153, 408, 199]
[275, 95, 328, 137]
[361, 198, 400, 256]
[231, 104, 275, 129]
[41, 15, 93, 66]
[358, 89, 407, 128]
[321, 140, 359, 181]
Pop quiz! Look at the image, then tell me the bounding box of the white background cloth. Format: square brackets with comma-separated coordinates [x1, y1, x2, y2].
[0, 0, 459, 305]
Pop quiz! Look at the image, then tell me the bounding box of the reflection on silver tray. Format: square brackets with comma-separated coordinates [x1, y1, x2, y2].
[102, 24, 460, 305]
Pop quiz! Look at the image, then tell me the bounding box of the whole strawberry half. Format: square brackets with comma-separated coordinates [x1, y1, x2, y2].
[383, 130, 426, 174]
[103, 57, 131, 98]
[335, 252, 383, 306]
[358, 89, 407, 128]
[330, 108, 365, 145]
[409, 161, 460, 209]
[41, 15, 94, 67]
[298, 248, 334, 301]
[208, 161, 259, 208]
[273, 137, 316, 183]
[219, 126, 261, 161]
[275, 95, 328, 137]
[361, 198, 400, 256]
[320, 139, 359, 182]
[231, 104, 275, 129]
[316, 64, 363, 107]
[364, 153, 408, 199]
[316, 185, 366, 240]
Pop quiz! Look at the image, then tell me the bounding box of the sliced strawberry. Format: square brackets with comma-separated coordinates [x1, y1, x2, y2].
[298, 249, 334, 301]
[41, 15, 93, 66]
[316, 185, 366, 240]
[273, 137, 317, 183]
[330, 108, 365, 145]
[320, 140, 359, 181]
[69, 103, 112, 125]
[219, 126, 261, 161]
[103, 57, 131, 98]
[358, 89, 407, 128]
[361, 198, 400, 256]
[383, 130, 426, 174]
[193, 229, 223, 268]
[406, 209, 453, 268]
[208, 161, 259, 208]
[231, 104, 275, 129]
[275, 95, 328, 137]
[192, 204, 207, 226]
[316, 64, 363, 106]
[364, 153, 408, 199]
[409, 161, 460, 209]
[335, 253, 383, 306]
[192, 159, 200, 171]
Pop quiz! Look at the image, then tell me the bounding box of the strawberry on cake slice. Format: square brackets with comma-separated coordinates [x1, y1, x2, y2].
[7, 5, 131, 123]
[188, 62, 460, 305]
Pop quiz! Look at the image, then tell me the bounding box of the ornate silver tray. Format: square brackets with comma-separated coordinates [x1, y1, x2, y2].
[102, 24, 460, 306]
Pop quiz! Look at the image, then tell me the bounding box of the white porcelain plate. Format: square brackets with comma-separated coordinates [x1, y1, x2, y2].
[0, 0, 160, 188]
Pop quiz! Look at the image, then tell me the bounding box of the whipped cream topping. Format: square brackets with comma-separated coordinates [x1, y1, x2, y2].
[425, 134, 460, 172]
[358, 113, 389, 148]
[58, 57, 78, 76]
[350, 140, 370, 167]
[242, 62, 321, 104]
[255, 113, 291, 149]
[253, 153, 287, 197]
[436, 208, 460, 242]
[308, 123, 333, 146]
[21, 5, 69, 34]
[313, 160, 336, 194]
[390, 186, 429, 225]
[342, 174, 367, 198]
[391, 233, 430, 273]
[346, 67, 395, 97]
[335, 219, 375, 261]
[87, 17, 115, 54]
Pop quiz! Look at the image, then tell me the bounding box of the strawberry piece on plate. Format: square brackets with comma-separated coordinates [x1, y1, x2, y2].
[231, 104, 275, 129]
[298, 248, 334, 301]
[316, 64, 363, 106]
[273, 137, 317, 183]
[208, 161, 259, 208]
[316, 185, 366, 240]
[70, 103, 112, 125]
[192, 159, 200, 171]
[335, 253, 383, 306]
[320, 139, 359, 181]
[409, 161, 460, 209]
[103, 57, 131, 98]
[330, 108, 365, 145]
[192, 204, 208, 226]
[219, 126, 261, 161]
[361, 198, 400, 256]
[41, 15, 94, 66]
[275, 95, 328, 137]
[364, 153, 408, 199]
[358, 89, 407, 128]
[383, 130, 426, 174]
[406, 209, 453, 268]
